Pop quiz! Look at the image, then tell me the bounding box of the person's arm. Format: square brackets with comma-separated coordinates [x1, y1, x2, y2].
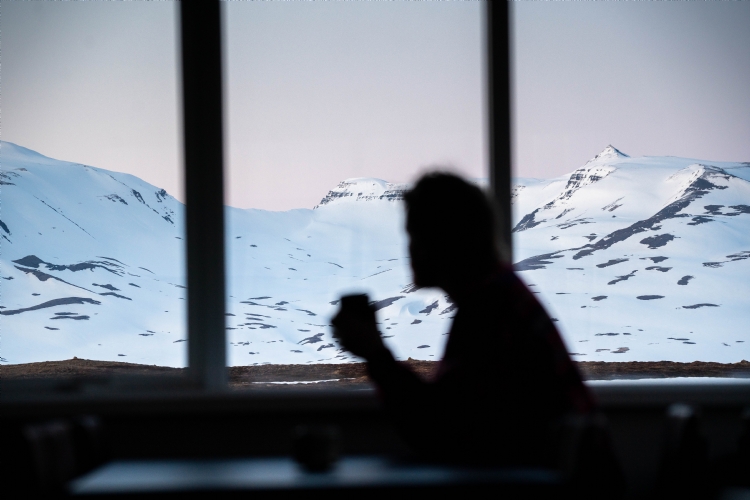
[331, 305, 432, 403]
[364, 346, 430, 403]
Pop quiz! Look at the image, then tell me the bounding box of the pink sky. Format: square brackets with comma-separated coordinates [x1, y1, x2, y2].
[3, 1, 749, 210]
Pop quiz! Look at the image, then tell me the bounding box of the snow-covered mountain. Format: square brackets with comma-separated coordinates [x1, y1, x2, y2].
[1, 142, 748, 366]
[512, 146, 750, 362]
[0, 142, 448, 366]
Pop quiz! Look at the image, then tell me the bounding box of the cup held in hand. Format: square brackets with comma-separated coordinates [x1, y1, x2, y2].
[338, 293, 375, 323]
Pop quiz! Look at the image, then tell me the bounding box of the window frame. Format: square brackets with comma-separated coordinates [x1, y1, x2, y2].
[180, 1, 515, 389]
[2, 1, 748, 405]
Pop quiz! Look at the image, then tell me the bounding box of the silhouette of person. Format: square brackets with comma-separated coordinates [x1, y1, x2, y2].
[332, 172, 595, 466]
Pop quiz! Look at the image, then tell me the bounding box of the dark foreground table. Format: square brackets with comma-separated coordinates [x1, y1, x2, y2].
[69, 456, 563, 498]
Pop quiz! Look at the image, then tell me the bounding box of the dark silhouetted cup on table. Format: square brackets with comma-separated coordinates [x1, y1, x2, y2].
[292, 425, 342, 472]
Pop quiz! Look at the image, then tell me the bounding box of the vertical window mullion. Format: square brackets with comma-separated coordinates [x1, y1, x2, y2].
[180, 0, 227, 390]
[486, 1, 513, 262]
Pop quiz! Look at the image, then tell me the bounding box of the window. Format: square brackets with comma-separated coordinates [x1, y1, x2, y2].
[0, 2, 187, 384]
[510, 1, 750, 379]
[4, 0, 747, 397]
[222, 1, 486, 389]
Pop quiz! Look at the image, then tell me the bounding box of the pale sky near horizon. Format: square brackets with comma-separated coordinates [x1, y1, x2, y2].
[3, 1, 749, 210]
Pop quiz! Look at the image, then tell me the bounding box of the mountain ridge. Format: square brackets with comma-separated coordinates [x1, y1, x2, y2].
[1, 141, 748, 365]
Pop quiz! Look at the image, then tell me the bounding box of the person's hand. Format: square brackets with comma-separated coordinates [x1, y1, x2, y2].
[331, 304, 387, 360]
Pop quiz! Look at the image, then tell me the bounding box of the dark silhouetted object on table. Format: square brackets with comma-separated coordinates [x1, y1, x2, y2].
[333, 173, 599, 468]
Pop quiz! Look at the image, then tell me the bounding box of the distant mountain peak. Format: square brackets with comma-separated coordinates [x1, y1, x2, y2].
[315, 177, 409, 208]
[587, 145, 629, 164]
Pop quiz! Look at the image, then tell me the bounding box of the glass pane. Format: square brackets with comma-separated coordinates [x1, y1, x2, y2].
[0, 2, 185, 385]
[511, 2, 750, 379]
[224, 1, 486, 389]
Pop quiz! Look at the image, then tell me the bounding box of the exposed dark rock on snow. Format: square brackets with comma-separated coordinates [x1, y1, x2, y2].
[440, 304, 457, 315]
[702, 251, 750, 268]
[642, 256, 669, 263]
[104, 194, 128, 205]
[51, 315, 90, 320]
[327, 262, 343, 268]
[370, 296, 404, 311]
[555, 208, 575, 219]
[612, 347, 630, 354]
[0, 297, 100, 316]
[596, 333, 620, 336]
[129, 188, 145, 203]
[596, 258, 629, 268]
[682, 304, 719, 309]
[557, 217, 595, 230]
[592, 296, 608, 301]
[637, 295, 664, 300]
[602, 197, 624, 212]
[512, 208, 544, 232]
[640, 234, 675, 249]
[688, 216, 713, 225]
[728, 251, 750, 261]
[44, 327, 59, 330]
[97, 256, 125, 265]
[246, 323, 276, 329]
[419, 301, 439, 315]
[401, 283, 419, 293]
[608, 270, 637, 285]
[417, 345, 430, 349]
[249, 296, 271, 300]
[14, 265, 94, 293]
[411, 320, 422, 324]
[298, 333, 324, 345]
[645, 266, 671, 272]
[362, 269, 391, 279]
[13, 255, 122, 275]
[36, 197, 94, 237]
[704, 205, 724, 215]
[677, 276, 694, 285]
[317, 344, 335, 351]
[572, 168, 730, 259]
[0, 219, 10, 234]
[513, 252, 564, 271]
[729, 205, 750, 215]
[93, 283, 119, 291]
[295, 309, 316, 316]
[99, 292, 132, 300]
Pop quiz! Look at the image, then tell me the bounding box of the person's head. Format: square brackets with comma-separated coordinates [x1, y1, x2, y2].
[404, 172, 503, 290]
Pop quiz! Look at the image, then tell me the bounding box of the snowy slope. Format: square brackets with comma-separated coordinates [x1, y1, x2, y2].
[512, 146, 750, 362]
[0, 142, 186, 365]
[2, 142, 748, 366]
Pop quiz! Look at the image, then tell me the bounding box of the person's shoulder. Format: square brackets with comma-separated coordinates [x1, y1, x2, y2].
[487, 263, 529, 293]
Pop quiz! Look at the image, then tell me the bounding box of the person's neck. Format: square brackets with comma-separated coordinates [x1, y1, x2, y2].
[440, 264, 500, 307]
